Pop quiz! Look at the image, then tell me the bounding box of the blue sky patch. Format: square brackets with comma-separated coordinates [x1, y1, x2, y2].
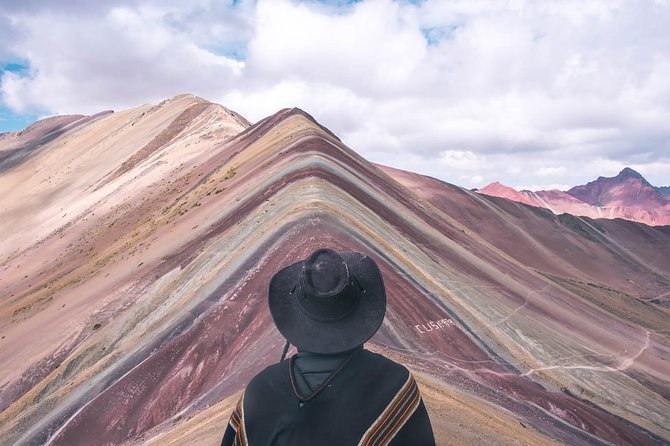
[422, 24, 463, 45]
[1, 61, 30, 74]
[209, 41, 248, 62]
[0, 105, 40, 134]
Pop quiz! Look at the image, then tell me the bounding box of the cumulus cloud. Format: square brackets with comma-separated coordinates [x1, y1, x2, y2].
[1, 1, 247, 114]
[248, 0, 426, 95]
[1, 0, 669, 188]
[535, 166, 567, 177]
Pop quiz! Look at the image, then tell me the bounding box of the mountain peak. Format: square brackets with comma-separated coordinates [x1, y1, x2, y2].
[478, 167, 669, 224]
[480, 181, 509, 190]
[478, 182, 541, 207]
[617, 167, 646, 182]
[565, 166, 666, 213]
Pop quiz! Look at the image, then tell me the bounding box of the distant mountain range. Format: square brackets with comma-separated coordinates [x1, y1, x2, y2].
[478, 167, 670, 226]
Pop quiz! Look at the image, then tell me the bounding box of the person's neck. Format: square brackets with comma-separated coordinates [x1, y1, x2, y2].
[292, 346, 363, 395]
[296, 345, 363, 357]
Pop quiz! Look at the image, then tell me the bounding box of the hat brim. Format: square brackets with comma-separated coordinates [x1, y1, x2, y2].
[268, 252, 386, 354]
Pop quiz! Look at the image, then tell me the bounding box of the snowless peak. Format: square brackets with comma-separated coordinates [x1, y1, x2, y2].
[478, 167, 669, 225]
[617, 167, 646, 182]
[479, 181, 510, 191]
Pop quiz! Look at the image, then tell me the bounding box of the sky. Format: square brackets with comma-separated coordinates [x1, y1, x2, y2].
[1, 0, 669, 190]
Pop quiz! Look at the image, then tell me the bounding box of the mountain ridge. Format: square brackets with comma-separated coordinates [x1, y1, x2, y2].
[478, 168, 670, 226]
[567, 167, 668, 210]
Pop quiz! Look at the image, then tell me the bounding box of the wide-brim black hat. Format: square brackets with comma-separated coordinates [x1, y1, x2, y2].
[269, 248, 386, 354]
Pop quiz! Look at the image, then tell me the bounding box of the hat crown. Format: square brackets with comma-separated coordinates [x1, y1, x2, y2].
[301, 249, 349, 297]
[297, 249, 357, 322]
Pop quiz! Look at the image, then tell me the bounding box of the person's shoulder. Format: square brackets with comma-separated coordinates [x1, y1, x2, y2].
[245, 360, 289, 395]
[357, 349, 410, 380]
[359, 348, 409, 369]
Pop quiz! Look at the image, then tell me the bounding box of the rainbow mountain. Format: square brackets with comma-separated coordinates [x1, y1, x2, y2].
[1, 94, 669, 445]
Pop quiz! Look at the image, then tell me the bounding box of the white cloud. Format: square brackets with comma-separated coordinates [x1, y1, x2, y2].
[1, 71, 31, 112]
[469, 175, 484, 185]
[1, 3, 245, 114]
[1, 0, 669, 188]
[247, 0, 427, 96]
[221, 80, 371, 135]
[437, 150, 482, 171]
[535, 166, 567, 177]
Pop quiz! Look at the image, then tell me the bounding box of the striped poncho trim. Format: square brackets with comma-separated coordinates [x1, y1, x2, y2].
[229, 394, 248, 446]
[228, 373, 421, 446]
[358, 373, 421, 446]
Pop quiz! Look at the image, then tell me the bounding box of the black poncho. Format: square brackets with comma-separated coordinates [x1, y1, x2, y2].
[221, 349, 435, 445]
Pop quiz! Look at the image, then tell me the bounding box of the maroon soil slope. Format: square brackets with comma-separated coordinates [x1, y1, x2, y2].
[381, 165, 670, 304]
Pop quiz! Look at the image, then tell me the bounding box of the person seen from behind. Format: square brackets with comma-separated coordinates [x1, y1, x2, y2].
[220, 248, 436, 445]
